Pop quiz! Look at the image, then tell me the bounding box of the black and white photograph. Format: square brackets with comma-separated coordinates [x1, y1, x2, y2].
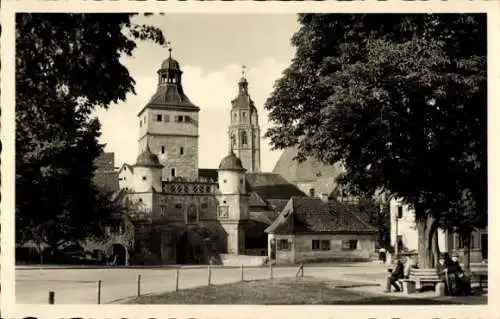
[1, 2, 497, 315]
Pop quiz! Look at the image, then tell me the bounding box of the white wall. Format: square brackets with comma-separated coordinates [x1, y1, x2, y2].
[389, 199, 447, 252]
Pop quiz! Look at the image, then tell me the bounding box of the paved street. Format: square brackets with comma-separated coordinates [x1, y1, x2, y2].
[16, 262, 387, 304]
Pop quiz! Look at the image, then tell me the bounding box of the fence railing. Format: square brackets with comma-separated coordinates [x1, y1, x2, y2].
[46, 263, 306, 304]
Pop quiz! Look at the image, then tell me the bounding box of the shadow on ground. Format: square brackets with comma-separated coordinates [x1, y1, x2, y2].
[121, 277, 487, 305]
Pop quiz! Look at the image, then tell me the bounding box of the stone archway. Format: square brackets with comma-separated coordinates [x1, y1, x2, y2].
[175, 229, 207, 265]
[111, 243, 127, 266]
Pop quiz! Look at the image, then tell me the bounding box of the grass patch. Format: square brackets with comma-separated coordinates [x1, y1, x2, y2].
[123, 277, 486, 305]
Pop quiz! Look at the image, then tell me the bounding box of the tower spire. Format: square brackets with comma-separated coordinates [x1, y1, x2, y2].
[241, 65, 246, 78]
[167, 41, 172, 58]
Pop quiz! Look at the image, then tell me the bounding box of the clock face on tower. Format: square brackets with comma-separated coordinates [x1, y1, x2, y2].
[218, 206, 229, 219]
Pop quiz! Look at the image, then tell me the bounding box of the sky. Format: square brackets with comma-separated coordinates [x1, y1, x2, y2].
[96, 14, 300, 172]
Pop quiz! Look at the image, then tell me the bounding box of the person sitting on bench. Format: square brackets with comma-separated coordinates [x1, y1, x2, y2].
[385, 258, 405, 292]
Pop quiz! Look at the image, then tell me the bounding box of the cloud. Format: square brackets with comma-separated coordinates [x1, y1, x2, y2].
[96, 57, 289, 172]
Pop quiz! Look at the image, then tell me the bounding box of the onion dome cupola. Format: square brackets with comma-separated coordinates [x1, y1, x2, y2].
[218, 150, 246, 172]
[231, 65, 257, 111]
[137, 43, 199, 116]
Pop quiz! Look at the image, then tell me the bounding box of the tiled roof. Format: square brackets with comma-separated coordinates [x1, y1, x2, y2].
[265, 197, 378, 235]
[245, 173, 306, 200]
[144, 85, 199, 111]
[93, 171, 119, 193]
[266, 199, 290, 213]
[248, 191, 268, 208]
[94, 152, 115, 171]
[272, 147, 344, 183]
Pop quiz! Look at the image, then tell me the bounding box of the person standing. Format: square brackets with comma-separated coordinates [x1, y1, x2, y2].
[379, 247, 387, 263]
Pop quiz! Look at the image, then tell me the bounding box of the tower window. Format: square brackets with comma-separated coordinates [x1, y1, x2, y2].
[161, 146, 165, 154]
[241, 131, 248, 146]
[139, 120, 142, 127]
[223, 179, 227, 183]
[171, 168, 176, 177]
[156, 114, 162, 122]
[234, 113, 237, 119]
[180, 147, 184, 155]
[242, 112, 246, 118]
[231, 135, 236, 148]
[142, 176, 147, 181]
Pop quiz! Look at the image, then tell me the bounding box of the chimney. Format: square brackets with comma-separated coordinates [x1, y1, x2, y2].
[320, 193, 329, 203]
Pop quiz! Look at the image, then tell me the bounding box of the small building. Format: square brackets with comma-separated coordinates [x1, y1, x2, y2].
[265, 197, 378, 264]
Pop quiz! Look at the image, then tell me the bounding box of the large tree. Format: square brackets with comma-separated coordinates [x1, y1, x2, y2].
[265, 14, 486, 268]
[16, 13, 165, 253]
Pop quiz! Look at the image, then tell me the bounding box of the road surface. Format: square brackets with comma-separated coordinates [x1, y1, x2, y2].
[16, 262, 387, 304]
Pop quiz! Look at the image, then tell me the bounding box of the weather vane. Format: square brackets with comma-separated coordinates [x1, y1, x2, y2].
[242, 65, 246, 77]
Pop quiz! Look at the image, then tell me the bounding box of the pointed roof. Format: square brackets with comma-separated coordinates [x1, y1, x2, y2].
[231, 75, 257, 111]
[138, 51, 199, 116]
[265, 197, 377, 235]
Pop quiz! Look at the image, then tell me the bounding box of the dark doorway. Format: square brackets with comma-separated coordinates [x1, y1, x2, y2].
[481, 233, 488, 260]
[176, 232, 190, 264]
[112, 244, 127, 265]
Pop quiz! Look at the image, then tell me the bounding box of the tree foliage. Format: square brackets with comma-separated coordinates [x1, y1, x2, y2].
[16, 13, 165, 250]
[265, 14, 486, 267]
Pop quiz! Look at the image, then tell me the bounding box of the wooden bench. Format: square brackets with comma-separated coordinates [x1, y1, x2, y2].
[469, 263, 488, 288]
[399, 268, 442, 293]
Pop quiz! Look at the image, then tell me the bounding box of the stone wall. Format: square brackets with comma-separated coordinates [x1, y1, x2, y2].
[139, 135, 199, 181]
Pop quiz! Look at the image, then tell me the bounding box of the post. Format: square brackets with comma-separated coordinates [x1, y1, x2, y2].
[137, 274, 141, 297]
[395, 209, 399, 259]
[175, 267, 180, 292]
[207, 265, 212, 286]
[270, 263, 274, 280]
[48, 291, 55, 304]
[97, 280, 102, 304]
[240, 264, 244, 282]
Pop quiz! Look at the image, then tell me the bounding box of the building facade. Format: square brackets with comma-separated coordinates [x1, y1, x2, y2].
[389, 198, 487, 263]
[88, 52, 382, 266]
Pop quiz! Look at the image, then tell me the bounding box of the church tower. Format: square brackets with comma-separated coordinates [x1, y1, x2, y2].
[137, 45, 200, 181]
[216, 151, 249, 254]
[228, 66, 261, 173]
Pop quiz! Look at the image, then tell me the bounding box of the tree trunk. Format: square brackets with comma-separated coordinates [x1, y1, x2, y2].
[416, 214, 437, 268]
[432, 228, 440, 265]
[464, 232, 471, 271]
